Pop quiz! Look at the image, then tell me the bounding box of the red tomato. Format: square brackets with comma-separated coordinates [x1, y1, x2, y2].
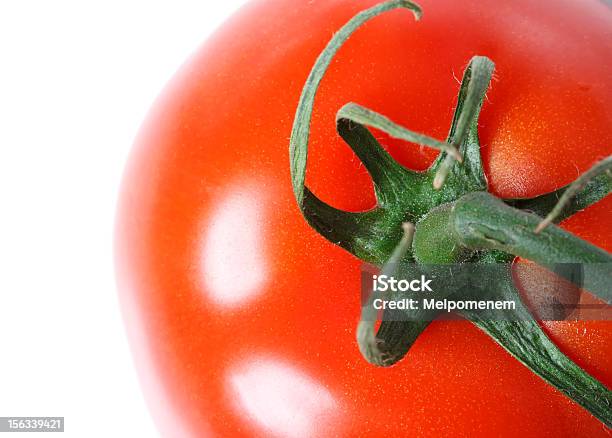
[115, 0, 612, 436]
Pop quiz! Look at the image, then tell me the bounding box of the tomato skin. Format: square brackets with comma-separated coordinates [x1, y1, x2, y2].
[115, 0, 612, 437]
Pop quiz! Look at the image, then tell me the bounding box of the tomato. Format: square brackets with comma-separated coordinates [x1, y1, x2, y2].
[115, 0, 612, 436]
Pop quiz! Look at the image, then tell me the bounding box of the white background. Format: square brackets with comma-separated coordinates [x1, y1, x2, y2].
[0, 1, 247, 436]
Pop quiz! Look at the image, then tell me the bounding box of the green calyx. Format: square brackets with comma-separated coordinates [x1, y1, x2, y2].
[289, 0, 612, 427]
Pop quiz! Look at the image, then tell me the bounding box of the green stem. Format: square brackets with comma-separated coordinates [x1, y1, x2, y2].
[431, 56, 494, 190]
[335, 105, 421, 206]
[289, 0, 421, 208]
[338, 103, 461, 161]
[535, 156, 612, 232]
[506, 168, 611, 223]
[288, 0, 436, 264]
[452, 192, 612, 302]
[460, 269, 612, 427]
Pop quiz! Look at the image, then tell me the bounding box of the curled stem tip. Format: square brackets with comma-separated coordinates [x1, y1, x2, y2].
[433, 156, 453, 189]
[402, 221, 416, 236]
[358, 221, 415, 366]
[535, 156, 612, 233]
[289, 0, 422, 207]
